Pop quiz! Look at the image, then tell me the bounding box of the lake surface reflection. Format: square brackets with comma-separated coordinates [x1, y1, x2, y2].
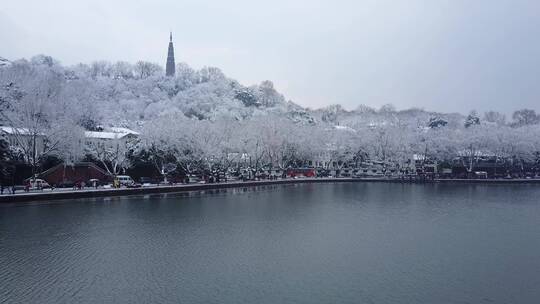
[1, 183, 540, 303]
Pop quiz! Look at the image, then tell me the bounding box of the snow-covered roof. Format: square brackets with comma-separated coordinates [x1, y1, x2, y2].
[85, 131, 136, 140]
[108, 127, 139, 135]
[84, 127, 139, 140]
[0, 126, 43, 136]
[1, 126, 25, 135]
[333, 125, 356, 133]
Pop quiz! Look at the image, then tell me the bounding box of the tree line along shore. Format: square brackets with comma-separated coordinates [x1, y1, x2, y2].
[1, 56, 540, 188]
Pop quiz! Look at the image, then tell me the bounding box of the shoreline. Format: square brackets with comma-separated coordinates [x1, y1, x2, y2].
[1, 177, 540, 204]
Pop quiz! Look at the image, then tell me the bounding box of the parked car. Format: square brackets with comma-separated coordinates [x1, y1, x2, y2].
[24, 178, 51, 190]
[115, 175, 136, 187]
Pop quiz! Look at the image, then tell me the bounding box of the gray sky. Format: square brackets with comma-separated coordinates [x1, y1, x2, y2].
[1, 0, 539, 114]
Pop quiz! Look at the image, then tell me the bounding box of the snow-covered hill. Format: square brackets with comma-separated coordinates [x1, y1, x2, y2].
[0, 54, 524, 132]
[3, 55, 540, 176]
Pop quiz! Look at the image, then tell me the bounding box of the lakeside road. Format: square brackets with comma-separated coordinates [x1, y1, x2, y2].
[1, 177, 540, 204]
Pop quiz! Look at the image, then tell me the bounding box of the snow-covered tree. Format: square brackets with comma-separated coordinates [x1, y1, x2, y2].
[0, 58, 82, 178]
[512, 109, 539, 127]
[464, 110, 481, 128]
[85, 133, 139, 176]
[2, 54, 540, 180]
[135, 61, 162, 79]
[483, 111, 506, 126]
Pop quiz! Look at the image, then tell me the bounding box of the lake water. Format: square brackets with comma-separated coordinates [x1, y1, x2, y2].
[1, 183, 540, 303]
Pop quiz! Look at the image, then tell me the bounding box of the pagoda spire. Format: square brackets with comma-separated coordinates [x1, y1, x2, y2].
[166, 32, 176, 77]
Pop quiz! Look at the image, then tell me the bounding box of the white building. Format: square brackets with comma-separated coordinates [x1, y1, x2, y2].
[84, 127, 139, 147]
[0, 126, 46, 155]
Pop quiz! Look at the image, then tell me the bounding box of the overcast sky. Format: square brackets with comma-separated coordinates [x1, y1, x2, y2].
[1, 0, 539, 114]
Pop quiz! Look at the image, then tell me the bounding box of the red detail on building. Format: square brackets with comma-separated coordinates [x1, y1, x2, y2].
[286, 168, 316, 178]
[39, 163, 112, 185]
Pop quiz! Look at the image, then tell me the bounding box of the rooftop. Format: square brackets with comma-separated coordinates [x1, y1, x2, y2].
[84, 127, 139, 140]
[0, 126, 43, 136]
